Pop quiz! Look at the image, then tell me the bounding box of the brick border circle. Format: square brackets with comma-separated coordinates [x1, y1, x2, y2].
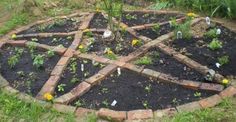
[0, 10, 236, 121]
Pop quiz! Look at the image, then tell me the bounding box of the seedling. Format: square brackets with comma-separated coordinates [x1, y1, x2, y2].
[104, 48, 117, 60]
[57, 84, 66, 92]
[52, 38, 58, 43]
[47, 49, 55, 58]
[31, 38, 38, 42]
[8, 55, 19, 68]
[152, 23, 160, 33]
[102, 99, 109, 108]
[169, 18, 177, 27]
[208, 38, 222, 50]
[84, 31, 93, 38]
[134, 56, 153, 65]
[14, 47, 24, 56]
[218, 55, 229, 66]
[125, 14, 137, 20]
[144, 84, 152, 93]
[150, 51, 160, 59]
[69, 60, 77, 74]
[70, 77, 80, 83]
[101, 88, 109, 94]
[142, 101, 149, 109]
[27, 42, 37, 53]
[33, 54, 45, 68]
[204, 28, 218, 38]
[67, 36, 73, 40]
[75, 100, 85, 107]
[84, 71, 90, 78]
[194, 92, 202, 98]
[78, 45, 88, 53]
[172, 98, 178, 105]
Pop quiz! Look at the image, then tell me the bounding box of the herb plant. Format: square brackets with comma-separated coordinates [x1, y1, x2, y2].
[134, 56, 153, 65]
[208, 38, 222, 50]
[57, 84, 66, 92]
[47, 49, 55, 58]
[218, 55, 229, 66]
[205, 28, 218, 38]
[33, 54, 45, 68]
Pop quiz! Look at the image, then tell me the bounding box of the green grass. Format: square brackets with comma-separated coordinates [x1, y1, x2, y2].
[163, 97, 236, 122]
[134, 56, 153, 65]
[0, 91, 76, 122]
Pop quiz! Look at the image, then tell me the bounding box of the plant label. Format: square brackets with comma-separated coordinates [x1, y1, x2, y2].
[216, 29, 221, 35]
[177, 31, 182, 39]
[103, 30, 112, 38]
[117, 68, 121, 76]
[206, 17, 211, 26]
[111, 100, 117, 106]
[81, 64, 84, 72]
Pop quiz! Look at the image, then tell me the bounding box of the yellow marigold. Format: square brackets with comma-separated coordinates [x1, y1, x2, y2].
[107, 50, 114, 55]
[79, 45, 84, 49]
[222, 79, 229, 85]
[83, 29, 90, 32]
[11, 34, 17, 39]
[96, 8, 101, 13]
[43, 93, 54, 101]
[132, 39, 139, 46]
[187, 13, 197, 17]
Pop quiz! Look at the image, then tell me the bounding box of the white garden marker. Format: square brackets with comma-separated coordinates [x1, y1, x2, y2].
[216, 63, 221, 68]
[216, 29, 221, 35]
[206, 17, 211, 26]
[92, 60, 95, 65]
[81, 64, 84, 72]
[117, 67, 121, 76]
[103, 30, 112, 38]
[111, 100, 117, 106]
[177, 31, 183, 39]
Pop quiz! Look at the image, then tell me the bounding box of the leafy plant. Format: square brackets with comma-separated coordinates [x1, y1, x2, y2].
[8, 55, 19, 68]
[46, 49, 55, 58]
[205, 28, 218, 38]
[101, 88, 109, 94]
[69, 58, 77, 74]
[31, 38, 38, 42]
[208, 38, 223, 50]
[26, 42, 37, 53]
[74, 99, 85, 107]
[142, 101, 149, 109]
[169, 17, 178, 27]
[70, 77, 80, 83]
[134, 56, 153, 65]
[102, 99, 109, 108]
[84, 31, 93, 38]
[218, 55, 229, 66]
[151, 23, 160, 33]
[33, 54, 44, 68]
[125, 14, 137, 20]
[194, 92, 202, 98]
[144, 84, 152, 93]
[174, 20, 192, 39]
[57, 84, 66, 92]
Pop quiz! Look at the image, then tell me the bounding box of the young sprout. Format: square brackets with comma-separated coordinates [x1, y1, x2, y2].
[33, 54, 45, 68]
[57, 84, 66, 92]
[218, 55, 229, 66]
[194, 92, 202, 98]
[142, 101, 149, 109]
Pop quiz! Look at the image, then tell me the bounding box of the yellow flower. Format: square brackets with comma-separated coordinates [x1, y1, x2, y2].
[222, 79, 229, 85]
[79, 45, 84, 49]
[43, 93, 54, 101]
[96, 8, 101, 13]
[132, 39, 139, 46]
[107, 50, 113, 55]
[187, 13, 197, 18]
[83, 29, 90, 32]
[11, 34, 17, 39]
[121, 25, 127, 30]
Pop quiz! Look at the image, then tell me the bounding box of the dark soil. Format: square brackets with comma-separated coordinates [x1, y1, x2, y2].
[89, 13, 108, 29]
[71, 69, 216, 111]
[84, 31, 142, 56]
[135, 48, 204, 81]
[137, 24, 173, 39]
[166, 24, 236, 77]
[15, 36, 74, 48]
[122, 12, 184, 26]
[17, 18, 80, 34]
[0, 45, 60, 96]
[55, 58, 105, 97]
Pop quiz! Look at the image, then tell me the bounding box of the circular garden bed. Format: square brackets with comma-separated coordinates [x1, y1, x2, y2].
[0, 10, 236, 121]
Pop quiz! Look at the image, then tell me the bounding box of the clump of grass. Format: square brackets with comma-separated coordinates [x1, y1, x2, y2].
[134, 56, 153, 65]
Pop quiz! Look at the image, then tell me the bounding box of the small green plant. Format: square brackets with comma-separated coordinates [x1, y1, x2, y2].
[47, 49, 55, 58]
[14, 47, 24, 55]
[102, 99, 109, 108]
[69, 59, 77, 74]
[27, 42, 37, 53]
[174, 20, 192, 39]
[172, 98, 178, 105]
[125, 14, 137, 20]
[144, 84, 152, 93]
[150, 51, 160, 59]
[84, 31, 93, 38]
[142, 101, 149, 109]
[218, 55, 229, 66]
[67, 36, 73, 40]
[83, 71, 90, 78]
[57, 84, 66, 92]
[70, 77, 80, 83]
[169, 18, 178, 27]
[194, 92, 202, 98]
[52, 38, 58, 43]
[134, 56, 153, 65]
[33, 54, 44, 68]
[208, 38, 223, 50]
[31, 38, 38, 42]
[101, 88, 109, 94]
[8, 55, 19, 68]
[204, 28, 218, 38]
[152, 23, 160, 33]
[74, 99, 85, 107]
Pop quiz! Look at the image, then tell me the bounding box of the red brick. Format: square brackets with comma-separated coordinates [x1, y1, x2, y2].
[8, 40, 27, 46]
[57, 57, 70, 66]
[173, 53, 187, 62]
[52, 104, 76, 114]
[76, 108, 96, 117]
[176, 101, 202, 112]
[98, 65, 117, 76]
[64, 48, 74, 57]
[127, 109, 153, 120]
[79, 13, 95, 30]
[199, 94, 222, 108]
[77, 53, 94, 60]
[93, 56, 110, 64]
[123, 63, 143, 73]
[199, 83, 224, 92]
[51, 65, 66, 76]
[108, 60, 126, 67]
[219, 86, 236, 98]
[158, 73, 179, 84]
[98, 108, 127, 121]
[71, 82, 91, 97]
[37, 43, 52, 51]
[180, 80, 201, 90]
[53, 47, 67, 55]
[85, 73, 105, 85]
[54, 92, 75, 104]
